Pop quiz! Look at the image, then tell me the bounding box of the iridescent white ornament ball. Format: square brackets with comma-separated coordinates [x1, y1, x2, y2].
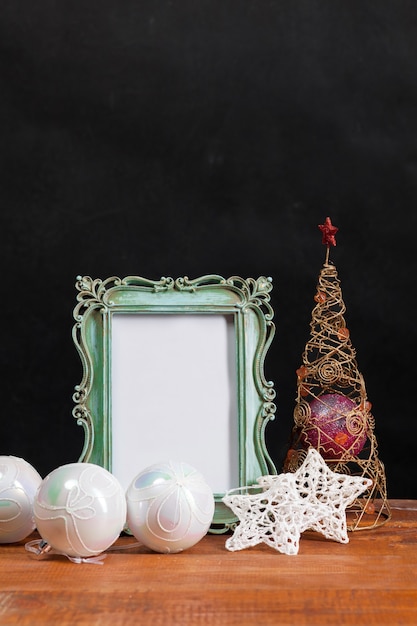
[126, 461, 215, 553]
[0, 456, 42, 543]
[33, 463, 126, 558]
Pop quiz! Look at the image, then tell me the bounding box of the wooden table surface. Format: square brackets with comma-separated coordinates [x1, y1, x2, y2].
[0, 499, 416, 626]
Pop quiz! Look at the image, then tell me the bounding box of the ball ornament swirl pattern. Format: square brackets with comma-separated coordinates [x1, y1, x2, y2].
[33, 463, 126, 558]
[303, 393, 367, 460]
[126, 461, 215, 553]
[0, 456, 42, 543]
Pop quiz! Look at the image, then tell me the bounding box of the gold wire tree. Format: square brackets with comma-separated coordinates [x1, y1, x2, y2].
[284, 217, 390, 530]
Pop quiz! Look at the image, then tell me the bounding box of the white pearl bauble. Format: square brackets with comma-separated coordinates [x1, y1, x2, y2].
[0, 456, 42, 543]
[33, 463, 126, 558]
[126, 461, 215, 553]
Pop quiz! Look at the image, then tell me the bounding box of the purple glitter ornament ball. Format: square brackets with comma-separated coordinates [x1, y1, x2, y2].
[304, 393, 367, 460]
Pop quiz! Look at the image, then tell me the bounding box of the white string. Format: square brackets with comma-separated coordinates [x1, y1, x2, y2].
[25, 539, 106, 565]
[24, 538, 144, 564]
[107, 540, 143, 551]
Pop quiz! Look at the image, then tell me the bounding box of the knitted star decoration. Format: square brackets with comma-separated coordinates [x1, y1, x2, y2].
[223, 448, 372, 555]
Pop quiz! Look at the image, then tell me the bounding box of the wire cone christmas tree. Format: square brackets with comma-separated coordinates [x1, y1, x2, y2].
[284, 217, 391, 530]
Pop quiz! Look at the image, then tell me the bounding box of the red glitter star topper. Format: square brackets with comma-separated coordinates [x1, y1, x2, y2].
[318, 217, 338, 264]
[318, 216, 338, 247]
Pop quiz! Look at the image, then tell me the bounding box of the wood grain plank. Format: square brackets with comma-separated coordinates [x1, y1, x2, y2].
[0, 500, 416, 625]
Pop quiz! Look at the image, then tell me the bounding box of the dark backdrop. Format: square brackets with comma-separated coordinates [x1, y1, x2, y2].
[1, 1, 416, 497]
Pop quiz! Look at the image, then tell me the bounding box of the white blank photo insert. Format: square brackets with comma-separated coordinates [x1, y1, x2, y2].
[111, 314, 238, 494]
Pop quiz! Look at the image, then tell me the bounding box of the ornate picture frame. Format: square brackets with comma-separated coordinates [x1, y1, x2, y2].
[72, 274, 277, 532]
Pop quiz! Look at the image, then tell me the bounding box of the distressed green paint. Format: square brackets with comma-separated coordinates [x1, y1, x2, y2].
[72, 275, 277, 532]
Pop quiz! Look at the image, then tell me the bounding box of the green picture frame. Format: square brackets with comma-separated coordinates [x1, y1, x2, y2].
[72, 274, 277, 532]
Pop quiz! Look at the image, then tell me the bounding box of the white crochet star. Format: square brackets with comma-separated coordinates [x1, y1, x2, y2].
[223, 448, 372, 555]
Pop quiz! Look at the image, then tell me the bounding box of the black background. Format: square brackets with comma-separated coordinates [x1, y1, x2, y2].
[1, 1, 416, 497]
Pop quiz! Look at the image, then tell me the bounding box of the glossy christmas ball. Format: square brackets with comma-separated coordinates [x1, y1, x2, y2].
[126, 461, 215, 553]
[0, 456, 42, 543]
[33, 463, 126, 558]
[304, 393, 367, 459]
